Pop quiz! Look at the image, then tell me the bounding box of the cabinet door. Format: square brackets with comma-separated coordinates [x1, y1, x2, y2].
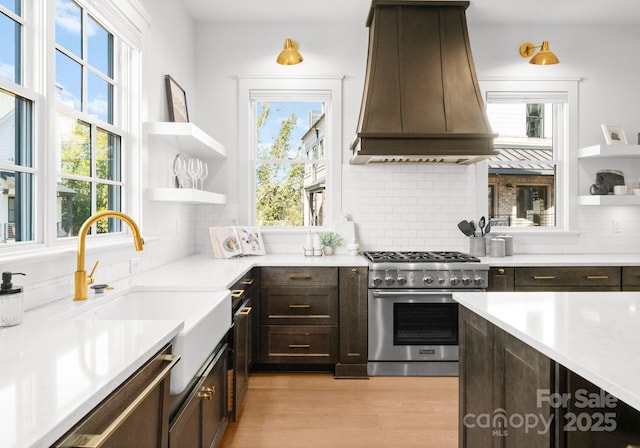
[232, 299, 251, 420]
[622, 266, 640, 291]
[335, 267, 368, 378]
[169, 345, 228, 448]
[493, 329, 553, 448]
[260, 286, 338, 326]
[55, 346, 177, 448]
[261, 325, 338, 364]
[459, 306, 494, 448]
[488, 267, 515, 292]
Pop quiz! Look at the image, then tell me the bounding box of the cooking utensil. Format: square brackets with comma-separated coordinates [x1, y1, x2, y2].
[457, 220, 474, 237]
[478, 216, 486, 236]
[469, 220, 476, 237]
[484, 221, 491, 235]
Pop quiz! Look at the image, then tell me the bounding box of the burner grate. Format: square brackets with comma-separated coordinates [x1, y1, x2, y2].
[363, 251, 480, 263]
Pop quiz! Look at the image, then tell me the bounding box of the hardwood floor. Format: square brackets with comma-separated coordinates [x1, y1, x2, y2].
[220, 373, 459, 448]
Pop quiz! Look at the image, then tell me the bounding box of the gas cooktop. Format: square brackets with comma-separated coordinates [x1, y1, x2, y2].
[362, 251, 481, 264]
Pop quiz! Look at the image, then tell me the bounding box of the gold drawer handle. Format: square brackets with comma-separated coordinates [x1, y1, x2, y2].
[288, 274, 312, 280]
[239, 306, 252, 316]
[532, 275, 556, 280]
[289, 344, 310, 349]
[240, 278, 254, 285]
[498, 268, 505, 275]
[197, 386, 216, 400]
[289, 304, 311, 309]
[56, 353, 179, 448]
[586, 275, 609, 280]
[231, 289, 244, 298]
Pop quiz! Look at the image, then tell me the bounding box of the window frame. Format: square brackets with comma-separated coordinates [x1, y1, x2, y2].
[0, 0, 146, 257]
[238, 76, 343, 232]
[477, 78, 579, 234]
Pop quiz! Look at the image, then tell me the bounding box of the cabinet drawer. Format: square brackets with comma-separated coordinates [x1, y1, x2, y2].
[261, 326, 338, 364]
[261, 286, 338, 325]
[261, 267, 337, 286]
[622, 266, 640, 288]
[515, 267, 620, 289]
[55, 345, 177, 448]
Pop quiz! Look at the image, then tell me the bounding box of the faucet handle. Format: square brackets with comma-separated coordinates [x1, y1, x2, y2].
[88, 260, 99, 285]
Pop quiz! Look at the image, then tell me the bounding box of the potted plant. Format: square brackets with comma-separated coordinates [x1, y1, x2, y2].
[319, 231, 343, 255]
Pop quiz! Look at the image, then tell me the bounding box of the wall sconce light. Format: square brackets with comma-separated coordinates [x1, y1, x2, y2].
[276, 38, 303, 65]
[518, 41, 559, 65]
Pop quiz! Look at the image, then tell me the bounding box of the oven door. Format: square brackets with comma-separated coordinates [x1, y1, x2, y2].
[368, 289, 460, 362]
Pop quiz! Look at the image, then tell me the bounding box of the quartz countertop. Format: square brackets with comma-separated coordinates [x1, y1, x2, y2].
[479, 253, 640, 266]
[453, 290, 640, 412]
[0, 316, 182, 448]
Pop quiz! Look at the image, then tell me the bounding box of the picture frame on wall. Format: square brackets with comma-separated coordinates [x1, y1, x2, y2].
[165, 75, 189, 122]
[601, 124, 627, 145]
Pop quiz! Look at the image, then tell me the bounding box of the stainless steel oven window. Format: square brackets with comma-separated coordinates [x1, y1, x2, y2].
[393, 302, 458, 346]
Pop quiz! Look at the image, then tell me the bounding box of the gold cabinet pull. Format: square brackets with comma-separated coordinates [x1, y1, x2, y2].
[240, 278, 254, 285]
[56, 353, 179, 448]
[289, 344, 310, 348]
[239, 306, 252, 316]
[289, 304, 311, 309]
[197, 386, 216, 400]
[231, 289, 244, 298]
[498, 268, 505, 275]
[586, 275, 609, 280]
[532, 275, 556, 280]
[288, 274, 312, 280]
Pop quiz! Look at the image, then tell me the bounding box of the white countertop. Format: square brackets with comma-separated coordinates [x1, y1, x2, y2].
[479, 253, 640, 266]
[136, 253, 368, 289]
[453, 291, 640, 411]
[0, 317, 182, 448]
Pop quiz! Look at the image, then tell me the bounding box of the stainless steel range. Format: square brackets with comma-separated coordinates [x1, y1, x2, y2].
[364, 251, 489, 376]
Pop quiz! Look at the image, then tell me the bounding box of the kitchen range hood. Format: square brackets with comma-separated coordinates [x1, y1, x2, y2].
[350, 0, 498, 165]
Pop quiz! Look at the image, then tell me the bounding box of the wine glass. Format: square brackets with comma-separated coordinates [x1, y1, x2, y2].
[198, 162, 208, 190]
[187, 158, 202, 189]
[172, 154, 188, 188]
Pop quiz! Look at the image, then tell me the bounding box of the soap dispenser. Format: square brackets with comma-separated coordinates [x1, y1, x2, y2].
[0, 272, 26, 327]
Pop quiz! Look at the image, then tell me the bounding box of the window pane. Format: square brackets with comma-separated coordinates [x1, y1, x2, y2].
[486, 102, 556, 228]
[87, 71, 113, 123]
[55, 50, 82, 111]
[87, 16, 113, 77]
[0, 89, 33, 167]
[57, 178, 90, 237]
[256, 162, 305, 226]
[96, 183, 121, 233]
[96, 129, 120, 181]
[0, 0, 20, 15]
[0, 12, 20, 84]
[0, 170, 33, 242]
[58, 115, 91, 177]
[55, 0, 82, 58]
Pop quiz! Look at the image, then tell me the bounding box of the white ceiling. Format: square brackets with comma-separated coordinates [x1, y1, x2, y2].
[180, 0, 640, 25]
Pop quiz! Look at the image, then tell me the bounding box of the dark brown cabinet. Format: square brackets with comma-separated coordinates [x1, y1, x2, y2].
[229, 269, 258, 421]
[54, 345, 177, 448]
[260, 267, 339, 365]
[169, 344, 228, 448]
[335, 267, 368, 378]
[622, 266, 640, 290]
[459, 307, 553, 448]
[487, 267, 515, 292]
[515, 266, 620, 291]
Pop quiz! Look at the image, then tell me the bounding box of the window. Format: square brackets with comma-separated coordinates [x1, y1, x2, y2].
[480, 79, 579, 231]
[0, 0, 142, 251]
[55, 0, 124, 237]
[238, 77, 343, 229]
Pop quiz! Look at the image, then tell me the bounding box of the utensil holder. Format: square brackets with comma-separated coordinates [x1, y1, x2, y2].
[469, 236, 486, 257]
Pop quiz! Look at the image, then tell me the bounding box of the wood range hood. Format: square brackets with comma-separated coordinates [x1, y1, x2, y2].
[350, 0, 498, 165]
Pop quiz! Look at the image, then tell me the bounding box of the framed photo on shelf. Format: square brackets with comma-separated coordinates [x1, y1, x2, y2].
[601, 124, 627, 145]
[165, 75, 189, 122]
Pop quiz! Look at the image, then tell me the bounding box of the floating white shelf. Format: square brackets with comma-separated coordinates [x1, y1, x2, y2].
[577, 195, 640, 206]
[146, 188, 227, 205]
[144, 122, 226, 160]
[578, 144, 640, 159]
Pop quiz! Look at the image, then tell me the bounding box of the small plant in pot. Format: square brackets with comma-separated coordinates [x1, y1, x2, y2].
[319, 231, 343, 255]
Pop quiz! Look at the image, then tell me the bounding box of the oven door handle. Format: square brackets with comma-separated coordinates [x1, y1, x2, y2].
[371, 290, 458, 303]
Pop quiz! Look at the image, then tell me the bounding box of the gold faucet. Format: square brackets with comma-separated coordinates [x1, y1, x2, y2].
[74, 210, 144, 301]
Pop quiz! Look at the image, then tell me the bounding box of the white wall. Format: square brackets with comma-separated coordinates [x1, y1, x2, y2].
[193, 19, 640, 255]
